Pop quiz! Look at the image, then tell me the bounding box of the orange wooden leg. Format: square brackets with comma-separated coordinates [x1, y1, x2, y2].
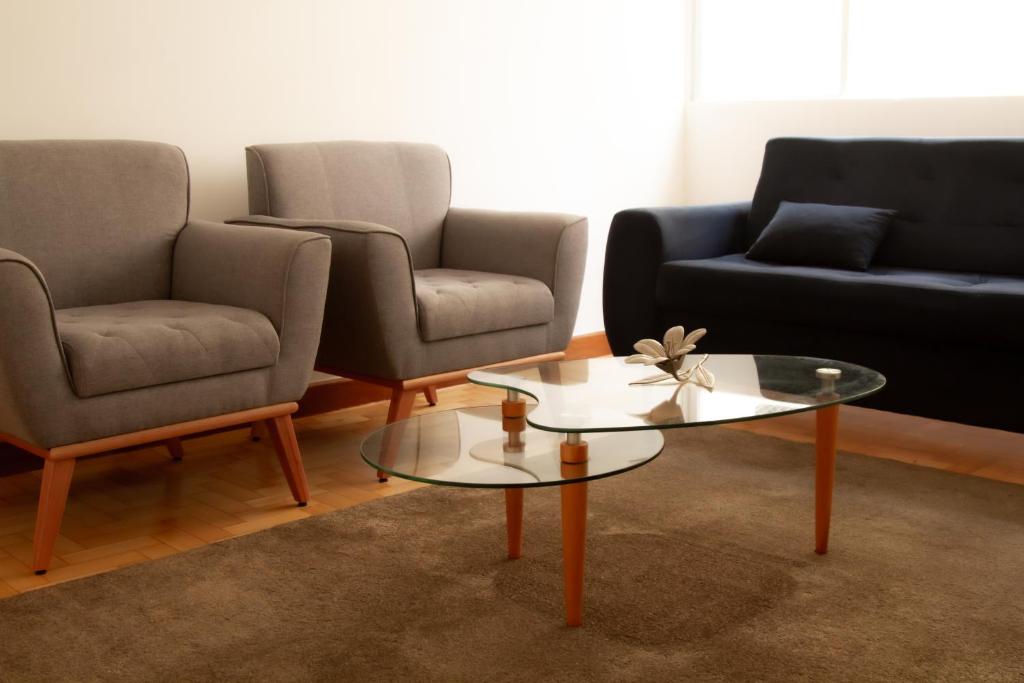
[250, 421, 269, 442]
[505, 488, 524, 559]
[387, 387, 417, 423]
[265, 415, 311, 507]
[378, 387, 417, 482]
[165, 438, 184, 461]
[815, 405, 840, 555]
[560, 437, 589, 627]
[501, 395, 527, 559]
[423, 386, 439, 406]
[32, 458, 76, 574]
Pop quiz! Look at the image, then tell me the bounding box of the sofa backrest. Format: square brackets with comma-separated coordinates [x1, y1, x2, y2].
[246, 140, 452, 269]
[0, 139, 189, 309]
[748, 137, 1024, 276]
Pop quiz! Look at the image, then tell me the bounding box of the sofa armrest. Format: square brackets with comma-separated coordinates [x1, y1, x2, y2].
[602, 202, 750, 354]
[0, 247, 77, 445]
[442, 207, 588, 350]
[171, 219, 332, 402]
[226, 216, 423, 380]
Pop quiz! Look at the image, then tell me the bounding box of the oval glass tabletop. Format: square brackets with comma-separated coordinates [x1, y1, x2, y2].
[360, 406, 665, 488]
[469, 355, 886, 433]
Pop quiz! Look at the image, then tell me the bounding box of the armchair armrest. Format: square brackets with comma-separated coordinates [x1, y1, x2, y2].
[602, 202, 750, 354]
[441, 207, 588, 349]
[227, 215, 407, 240]
[0, 247, 76, 445]
[225, 216, 423, 380]
[171, 219, 331, 402]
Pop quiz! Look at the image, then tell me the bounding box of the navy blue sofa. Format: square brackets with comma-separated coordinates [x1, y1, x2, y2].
[603, 138, 1024, 432]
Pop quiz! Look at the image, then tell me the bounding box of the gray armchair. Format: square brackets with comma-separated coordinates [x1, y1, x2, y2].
[230, 141, 587, 477]
[0, 140, 331, 573]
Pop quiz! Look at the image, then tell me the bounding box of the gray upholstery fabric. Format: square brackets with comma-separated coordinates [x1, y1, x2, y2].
[227, 216, 421, 378]
[57, 301, 280, 398]
[245, 141, 451, 268]
[0, 142, 332, 449]
[172, 220, 331, 405]
[225, 218, 525, 379]
[230, 208, 587, 380]
[227, 216, 409, 243]
[233, 140, 586, 381]
[0, 140, 189, 308]
[441, 208, 587, 352]
[414, 269, 554, 342]
[0, 246, 73, 445]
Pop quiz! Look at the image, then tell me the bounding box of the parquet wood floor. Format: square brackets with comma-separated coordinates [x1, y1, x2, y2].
[0, 361, 1020, 596]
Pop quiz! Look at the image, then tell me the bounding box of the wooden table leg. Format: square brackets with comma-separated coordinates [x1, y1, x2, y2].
[560, 436, 588, 627]
[815, 404, 840, 555]
[502, 393, 528, 560]
[505, 489, 523, 559]
[560, 481, 587, 627]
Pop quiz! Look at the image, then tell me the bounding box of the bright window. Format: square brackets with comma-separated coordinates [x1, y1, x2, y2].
[695, 0, 844, 101]
[695, 0, 1024, 101]
[845, 0, 1024, 98]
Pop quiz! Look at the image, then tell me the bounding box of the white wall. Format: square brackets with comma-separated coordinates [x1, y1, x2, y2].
[0, 0, 691, 334]
[682, 96, 1024, 204]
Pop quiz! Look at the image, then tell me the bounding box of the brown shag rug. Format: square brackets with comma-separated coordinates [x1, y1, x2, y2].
[0, 427, 1021, 682]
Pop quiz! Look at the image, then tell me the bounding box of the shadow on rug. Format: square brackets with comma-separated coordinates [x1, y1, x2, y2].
[0, 427, 1021, 682]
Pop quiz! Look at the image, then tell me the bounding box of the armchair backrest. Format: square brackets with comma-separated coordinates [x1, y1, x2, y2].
[245, 141, 452, 268]
[0, 139, 189, 309]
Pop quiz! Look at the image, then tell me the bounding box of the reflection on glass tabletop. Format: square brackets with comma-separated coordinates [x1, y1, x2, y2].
[469, 355, 886, 433]
[360, 406, 665, 488]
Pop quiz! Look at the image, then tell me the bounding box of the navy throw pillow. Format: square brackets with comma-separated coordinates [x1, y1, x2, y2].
[746, 201, 896, 271]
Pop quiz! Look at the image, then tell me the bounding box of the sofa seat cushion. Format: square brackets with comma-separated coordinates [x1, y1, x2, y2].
[56, 300, 280, 398]
[656, 254, 1024, 348]
[414, 269, 554, 342]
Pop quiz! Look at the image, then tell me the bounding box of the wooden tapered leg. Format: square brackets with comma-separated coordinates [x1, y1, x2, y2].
[386, 387, 417, 423]
[265, 415, 311, 507]
[815, 405, 840, 555]
[250, 421, 269, 442]
[165, 438, 184, 461]
[423, 386, 439, 406]
[560, 439, 589, 627]
[505, 489, 524, 559]
[560, 483, 587, 627]
[378, 387, 417, 482]
[501, 395, 527, 559]
[32, 459, 76, 574]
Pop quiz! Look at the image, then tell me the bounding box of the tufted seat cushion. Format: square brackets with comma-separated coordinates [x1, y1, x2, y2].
[413, 269, 554, 342]
[56, 300, 280, 398]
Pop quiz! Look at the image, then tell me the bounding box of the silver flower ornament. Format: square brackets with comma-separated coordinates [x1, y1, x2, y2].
[626, 326, 715, 388]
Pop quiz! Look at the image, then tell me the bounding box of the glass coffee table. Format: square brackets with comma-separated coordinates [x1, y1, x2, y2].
[361, 355, 885, 627]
